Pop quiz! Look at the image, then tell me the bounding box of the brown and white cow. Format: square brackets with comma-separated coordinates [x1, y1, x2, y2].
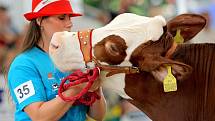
[49, 13, 166, 71]
[49, 13, 215, 121]
[49, 13, 166, 98]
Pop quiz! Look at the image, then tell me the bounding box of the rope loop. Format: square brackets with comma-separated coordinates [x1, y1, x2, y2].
[58, 67, 101, 105]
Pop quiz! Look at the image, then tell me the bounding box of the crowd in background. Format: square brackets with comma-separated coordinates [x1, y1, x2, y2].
[0, 0, 215, 121]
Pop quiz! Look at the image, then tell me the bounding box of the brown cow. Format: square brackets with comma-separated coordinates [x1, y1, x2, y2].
[95, 14, 215, 121]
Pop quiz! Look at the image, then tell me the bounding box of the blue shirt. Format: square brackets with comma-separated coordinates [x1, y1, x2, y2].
[8, 47, 88, 121]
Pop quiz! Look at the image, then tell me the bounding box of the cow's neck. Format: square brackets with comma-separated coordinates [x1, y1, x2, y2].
[169, 43, 215, 121]
[174, 44, 215, 81]
[126, 43, 215, 121]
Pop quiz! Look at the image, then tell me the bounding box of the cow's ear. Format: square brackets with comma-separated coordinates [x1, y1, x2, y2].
[167, 14, 206, 42]
[93, 35, 127, 65]
[138, 55, 192, 82]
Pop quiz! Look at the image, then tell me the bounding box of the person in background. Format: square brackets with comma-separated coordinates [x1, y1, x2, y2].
[0, 5, 18, 71]
[2, 23, 29, 73]
[6, 0, 106, 121]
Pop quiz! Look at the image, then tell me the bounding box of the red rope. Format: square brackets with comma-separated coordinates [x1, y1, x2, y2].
[58, 67, 101, 105]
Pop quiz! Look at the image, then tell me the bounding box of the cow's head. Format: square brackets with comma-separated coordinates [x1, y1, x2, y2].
[49, 13, 166, 72]
[129, 14, 206, 82]
[49, 31, 86, 71]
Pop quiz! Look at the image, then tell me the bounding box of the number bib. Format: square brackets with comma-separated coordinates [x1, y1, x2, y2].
[14, 80, 35, 103]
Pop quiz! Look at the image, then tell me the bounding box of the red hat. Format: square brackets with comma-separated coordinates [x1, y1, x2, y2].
[24, 0, 82, 21]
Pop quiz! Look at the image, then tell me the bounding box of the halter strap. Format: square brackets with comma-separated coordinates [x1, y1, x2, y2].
[165, 41, 177, 58]
[92, 57, 139, 77]
[78, 29, 93, 64]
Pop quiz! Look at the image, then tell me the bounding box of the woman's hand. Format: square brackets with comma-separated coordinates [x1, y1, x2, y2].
[60, 67, 101, 101]
[89, 78, 101, 92]
[88, 87, 107, 121]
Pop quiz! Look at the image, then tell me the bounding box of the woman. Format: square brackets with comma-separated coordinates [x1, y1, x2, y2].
[7, 0, 106, 121]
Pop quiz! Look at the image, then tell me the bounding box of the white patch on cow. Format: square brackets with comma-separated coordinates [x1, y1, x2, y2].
[92, 13, 166, 62]
[49, 31, 86, 72]
[100, 71, 132, 99]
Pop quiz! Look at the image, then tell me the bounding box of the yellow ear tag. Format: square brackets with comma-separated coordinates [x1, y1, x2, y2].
[163, 66, 177, 92]
[174, 29, 184, 44]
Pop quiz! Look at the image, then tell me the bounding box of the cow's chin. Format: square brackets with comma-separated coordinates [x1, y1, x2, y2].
[54, 61, 86, 72]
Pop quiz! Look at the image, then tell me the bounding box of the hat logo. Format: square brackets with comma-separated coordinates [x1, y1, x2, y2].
[42, 0, 54, 4]
[33, 0, 60, 12]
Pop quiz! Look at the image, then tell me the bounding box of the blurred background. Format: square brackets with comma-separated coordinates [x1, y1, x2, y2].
[0, 0, 215, 121]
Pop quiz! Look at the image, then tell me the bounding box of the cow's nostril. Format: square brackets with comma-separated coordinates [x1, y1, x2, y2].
[51, 43, 59, 49]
